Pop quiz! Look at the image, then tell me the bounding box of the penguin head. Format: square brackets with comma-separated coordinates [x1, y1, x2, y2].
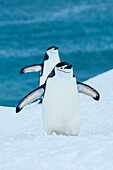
[46, 46, 59, 59]
[47, 46, 58, 51]
[55, 62, 73, 77]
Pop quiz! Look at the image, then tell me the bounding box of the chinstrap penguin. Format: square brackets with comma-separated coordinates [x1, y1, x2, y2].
[20, 46, 60, 86]
[16, 62, 100, 136]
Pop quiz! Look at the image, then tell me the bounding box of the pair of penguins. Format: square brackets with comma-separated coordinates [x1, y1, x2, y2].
[16, 46, 100, 136]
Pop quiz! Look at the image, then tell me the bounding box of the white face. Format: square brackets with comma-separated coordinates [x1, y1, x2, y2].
[55, 62, 73, 77]
[46, 47, 59, 58]
[56, 65, 73, 73]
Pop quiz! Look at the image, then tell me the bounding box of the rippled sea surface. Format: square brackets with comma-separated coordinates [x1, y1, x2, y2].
[0, 0, 113, 106]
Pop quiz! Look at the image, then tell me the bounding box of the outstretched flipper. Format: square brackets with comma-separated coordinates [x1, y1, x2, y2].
[20, 64, 42, 74]
[77, 81, 100, 101]
[16, 85, 45, 113]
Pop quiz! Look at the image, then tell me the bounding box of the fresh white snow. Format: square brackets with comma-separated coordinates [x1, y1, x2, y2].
[0, 70, 113, 170]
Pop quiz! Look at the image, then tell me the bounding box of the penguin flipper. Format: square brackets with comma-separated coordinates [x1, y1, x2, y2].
[77, 81, 100, 101]
[16, 85, 45, 113]
[20, 64, 42, 74]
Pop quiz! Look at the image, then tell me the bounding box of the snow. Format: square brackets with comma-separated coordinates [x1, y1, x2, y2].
[0, 70, 113, 170]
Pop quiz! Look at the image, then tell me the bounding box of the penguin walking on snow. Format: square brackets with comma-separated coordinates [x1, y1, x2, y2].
[16, 62, 100, 136]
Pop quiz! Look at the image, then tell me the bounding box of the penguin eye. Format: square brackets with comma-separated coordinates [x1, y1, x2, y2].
[60, 67, 63, 69]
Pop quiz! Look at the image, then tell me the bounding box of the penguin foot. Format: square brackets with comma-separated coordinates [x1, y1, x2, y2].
[73, 134, 78, 136]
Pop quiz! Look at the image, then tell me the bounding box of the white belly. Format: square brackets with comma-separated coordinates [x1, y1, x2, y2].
[42, 77, 81, 136]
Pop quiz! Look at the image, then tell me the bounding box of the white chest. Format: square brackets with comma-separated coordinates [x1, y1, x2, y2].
[42, 76, 81, 136]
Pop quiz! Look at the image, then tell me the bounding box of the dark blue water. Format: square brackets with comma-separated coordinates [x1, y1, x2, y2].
[0, 0, 113, 106]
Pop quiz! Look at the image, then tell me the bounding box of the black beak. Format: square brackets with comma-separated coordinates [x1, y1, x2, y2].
[65, 65, 72, 69]
[54, 47, 58, 50]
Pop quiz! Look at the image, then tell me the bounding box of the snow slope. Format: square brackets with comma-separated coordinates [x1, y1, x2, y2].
[0, 70, 113, 170]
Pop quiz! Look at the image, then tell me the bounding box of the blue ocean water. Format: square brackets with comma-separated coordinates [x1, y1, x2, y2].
[0, 0, 113, 107]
